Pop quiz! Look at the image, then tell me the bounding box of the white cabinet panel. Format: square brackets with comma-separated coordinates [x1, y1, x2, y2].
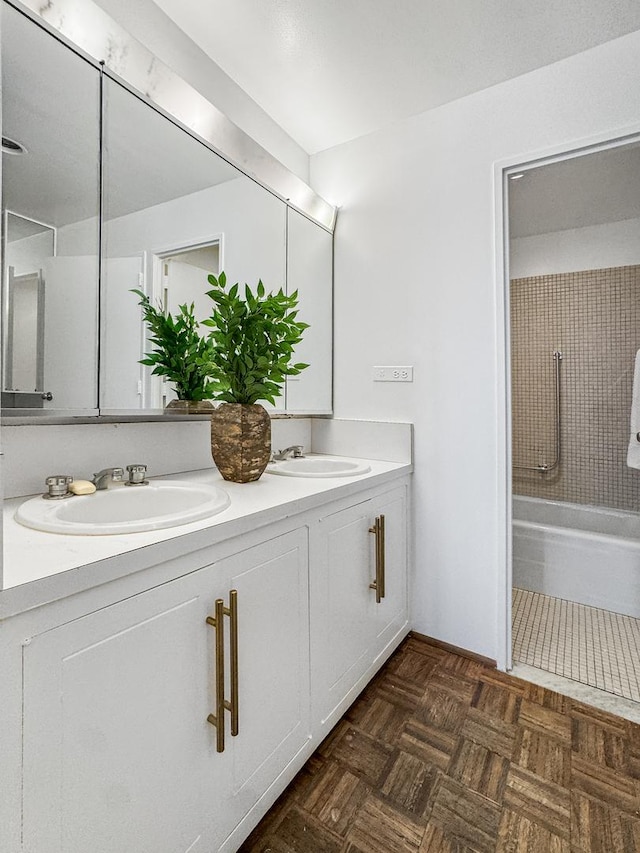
[312, 500, 376, 726]
[212, 528, 310, 849]
[372, 488, 409, 648]
[22, 527, 310, 853]
[23, 572, 215, 853]
[311, 486, 409, 731]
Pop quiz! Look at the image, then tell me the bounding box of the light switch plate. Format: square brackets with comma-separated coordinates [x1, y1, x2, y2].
[373, 366, 414, 382]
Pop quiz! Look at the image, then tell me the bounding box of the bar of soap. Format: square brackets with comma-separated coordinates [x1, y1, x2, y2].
[69, 480, 97, 495]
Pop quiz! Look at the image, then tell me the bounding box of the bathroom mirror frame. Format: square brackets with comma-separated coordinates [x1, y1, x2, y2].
[1, 0, 336, 424]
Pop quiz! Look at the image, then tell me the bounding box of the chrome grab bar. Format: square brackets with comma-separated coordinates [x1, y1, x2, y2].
[513, 350, 563, 474]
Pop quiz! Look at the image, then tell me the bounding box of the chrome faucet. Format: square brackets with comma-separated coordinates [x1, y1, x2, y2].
[271, 445, 305, 461]
[92, 467, 125, 490]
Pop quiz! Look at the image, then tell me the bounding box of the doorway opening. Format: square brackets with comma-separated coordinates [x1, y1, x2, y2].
[146, 238, 221, 408]
[504, 137, 640, 715]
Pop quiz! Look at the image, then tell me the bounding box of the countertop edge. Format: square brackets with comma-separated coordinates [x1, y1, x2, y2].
[1, 460, 412, 620]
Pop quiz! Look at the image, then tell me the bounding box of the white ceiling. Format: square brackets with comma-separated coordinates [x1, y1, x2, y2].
[151, 0, 640, 154]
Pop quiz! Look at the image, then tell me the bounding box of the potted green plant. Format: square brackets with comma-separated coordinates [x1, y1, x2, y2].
[202, 271, 309, 482]
[132, 289, 216, 413]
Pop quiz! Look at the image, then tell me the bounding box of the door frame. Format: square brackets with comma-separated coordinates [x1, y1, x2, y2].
[493, 127, 640, 672]
[139, 235, 223, 408]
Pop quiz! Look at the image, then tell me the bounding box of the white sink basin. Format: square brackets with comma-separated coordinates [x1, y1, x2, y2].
[267, 456, 371, 478]
[15, 480, 230, 535]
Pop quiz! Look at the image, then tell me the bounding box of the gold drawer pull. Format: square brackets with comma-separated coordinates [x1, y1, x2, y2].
[368, 514, 386, 603]
[206, 590, 239, 752]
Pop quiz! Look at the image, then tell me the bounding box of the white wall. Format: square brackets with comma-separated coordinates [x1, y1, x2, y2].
[92, 0, 309, 180]
[511, 217, 640, 278]
[311, 30, 640, 666]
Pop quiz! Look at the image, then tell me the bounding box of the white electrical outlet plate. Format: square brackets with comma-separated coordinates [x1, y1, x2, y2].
[373, 366, 414, 382]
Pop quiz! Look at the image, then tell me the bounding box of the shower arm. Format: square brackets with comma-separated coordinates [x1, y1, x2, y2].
[513, 350, 563, 474]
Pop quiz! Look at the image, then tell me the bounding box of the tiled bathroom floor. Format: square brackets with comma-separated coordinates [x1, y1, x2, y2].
[512, 587, 640, 703]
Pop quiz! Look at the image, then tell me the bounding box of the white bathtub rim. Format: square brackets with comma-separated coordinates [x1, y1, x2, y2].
[513, 494, 640, 544]
[514, 519, 640, 551]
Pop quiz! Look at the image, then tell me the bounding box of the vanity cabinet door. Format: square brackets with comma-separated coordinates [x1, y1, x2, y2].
[212, 527, 310, 852]
[370, 487, 409, 649]
[310, 486, 409, 732]
[21, 527, 310, 853]
[22, 564, 224, 853]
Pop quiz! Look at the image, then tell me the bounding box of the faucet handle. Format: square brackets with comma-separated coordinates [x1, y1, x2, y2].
[44, 474, 73, 500]
[125, 464, 148, 486]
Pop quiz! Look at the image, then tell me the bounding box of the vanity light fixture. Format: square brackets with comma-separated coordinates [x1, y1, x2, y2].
[509, 172, 525, 180]
[2, 136, 27, 155]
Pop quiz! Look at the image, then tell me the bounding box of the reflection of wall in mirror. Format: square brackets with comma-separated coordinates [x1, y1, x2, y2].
[101, 257, 144, 411]
[3, 222, 102, 410]
[286, 209, 333, 413]
[163, 251, 220, 321]
[104, 176, 286, 290]
[100, 175, 287, 410]
[5, 230, 53, 276]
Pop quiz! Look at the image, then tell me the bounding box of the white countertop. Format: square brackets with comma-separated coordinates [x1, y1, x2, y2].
[2, 456, 411, 617]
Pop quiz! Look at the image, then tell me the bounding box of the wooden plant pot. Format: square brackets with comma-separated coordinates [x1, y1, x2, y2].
[165, 399, 215, 415]
[210, 403, 271, 483]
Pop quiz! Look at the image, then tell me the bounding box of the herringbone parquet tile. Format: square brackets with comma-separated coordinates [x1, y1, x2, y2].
[239, 636, 640, 853]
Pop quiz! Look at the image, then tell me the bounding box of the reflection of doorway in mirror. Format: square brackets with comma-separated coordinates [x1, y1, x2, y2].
[152, 239, 221, 407]
[162, 243, 220, 320]
[6, 269, 44, 393]
[3, 211, 55, 408]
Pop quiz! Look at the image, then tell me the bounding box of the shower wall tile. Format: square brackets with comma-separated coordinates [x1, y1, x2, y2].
[511, 264, 640, 511]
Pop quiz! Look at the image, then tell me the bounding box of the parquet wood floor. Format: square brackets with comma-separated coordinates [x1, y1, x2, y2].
[239, 635, 640, 853]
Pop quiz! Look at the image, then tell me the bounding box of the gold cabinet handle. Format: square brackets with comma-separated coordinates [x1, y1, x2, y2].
[368, 514, 386, 603]
[206, 598, 226, 752]
[228, 590, 239, 737]
[379, 514, 386, 599]
[206, 590, 239, 752]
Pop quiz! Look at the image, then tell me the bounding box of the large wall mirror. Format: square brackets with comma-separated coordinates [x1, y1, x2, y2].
[102, 78, 288, 413]
[1, 0, 333, 419]
[1, 2, 101, 413]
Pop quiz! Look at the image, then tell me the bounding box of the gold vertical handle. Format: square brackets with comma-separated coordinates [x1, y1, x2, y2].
[206, 590, 239, 751]
[228, 590, 239, 737]
[369, 515, 386, 604]
[206, 598, 226, 752]
[378, 514, 386, 600]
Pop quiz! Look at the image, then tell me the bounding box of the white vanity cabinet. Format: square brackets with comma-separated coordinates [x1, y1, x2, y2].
[20, 527, 310, 853]
[3, 470, 411, 853]
[310, 484, 409, 734]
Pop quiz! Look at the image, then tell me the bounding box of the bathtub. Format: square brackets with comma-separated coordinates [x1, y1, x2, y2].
[512, 495, 640, 618]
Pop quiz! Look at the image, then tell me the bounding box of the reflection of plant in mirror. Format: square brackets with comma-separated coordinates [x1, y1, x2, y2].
[202, 272, 309, 405]
[132, 290, 216, 401]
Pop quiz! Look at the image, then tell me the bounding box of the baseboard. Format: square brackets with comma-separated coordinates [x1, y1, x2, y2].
[409, 631, 497, 669]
